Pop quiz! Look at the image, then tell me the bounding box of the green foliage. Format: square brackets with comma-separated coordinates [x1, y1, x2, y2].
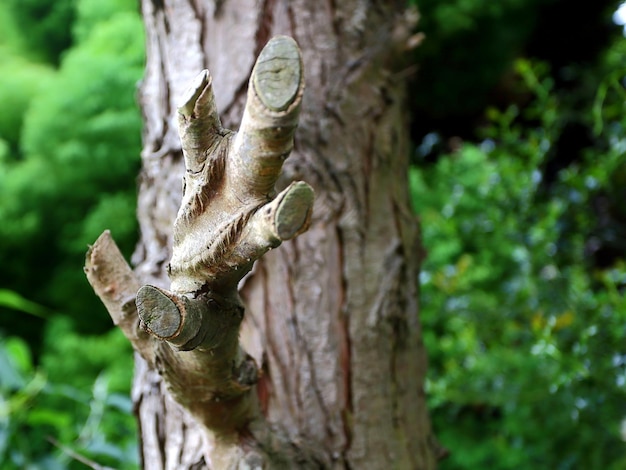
[0, 322, 138, 469]
[73, 0, 140, 43]
[5, 0, 77, 64]
[0, 289, 52, 319]
[0, 4, 144, 464]
[408, 0, 623, 148]
[409, 0, 543, 118]
[0, 49, 54, 152]
[412, 53, 626, 469]
[0, 0, 144, 335]
[0, 1, 52, 149]
[0, 4, 26, 53]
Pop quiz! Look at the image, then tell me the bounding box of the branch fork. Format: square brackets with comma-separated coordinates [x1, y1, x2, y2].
[85, 36, 315, 462]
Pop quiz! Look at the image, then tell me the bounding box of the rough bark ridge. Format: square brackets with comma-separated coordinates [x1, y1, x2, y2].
[87, 0, 438, 468]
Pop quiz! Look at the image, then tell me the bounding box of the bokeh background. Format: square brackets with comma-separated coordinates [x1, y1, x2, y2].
[0, 0, 624, 468]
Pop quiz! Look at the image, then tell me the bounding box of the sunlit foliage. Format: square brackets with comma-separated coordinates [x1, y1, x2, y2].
[0, 0, 144, 338]
[0, 0, 143, 466]
[0, 326, 137, 469]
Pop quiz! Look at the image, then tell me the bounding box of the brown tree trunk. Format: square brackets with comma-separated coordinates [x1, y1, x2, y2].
[91, 0, 438, 468]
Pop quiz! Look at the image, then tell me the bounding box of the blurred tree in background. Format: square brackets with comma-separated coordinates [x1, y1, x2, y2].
[0, 0, 142, 467]
[0, 0, 624, 468]
[4, 0, 75, 65]
[409, 0, 626, 468]
[0, 0, 143, 342]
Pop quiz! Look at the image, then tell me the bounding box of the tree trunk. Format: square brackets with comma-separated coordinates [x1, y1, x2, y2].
[86, 0, 438, 468]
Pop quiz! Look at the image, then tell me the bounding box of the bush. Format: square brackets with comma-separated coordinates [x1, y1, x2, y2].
[412, 56, 626, 469]
[0, 0, 144, 337]
[0, 320, 138, 469]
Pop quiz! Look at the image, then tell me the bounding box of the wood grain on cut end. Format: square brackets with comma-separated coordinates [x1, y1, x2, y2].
[136, 285, 182, 339]
[275, 181, 314, 240]
[178, 69, 210, 118]
[253, 36, 302, 112]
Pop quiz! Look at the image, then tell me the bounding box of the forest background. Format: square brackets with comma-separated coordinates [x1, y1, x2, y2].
[0, 0, 624, 468]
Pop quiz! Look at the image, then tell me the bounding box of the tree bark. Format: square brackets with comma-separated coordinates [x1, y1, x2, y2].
[86, 0, 438, 468]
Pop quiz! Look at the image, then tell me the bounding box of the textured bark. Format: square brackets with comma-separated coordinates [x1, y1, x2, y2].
[88, 0, 439, 468]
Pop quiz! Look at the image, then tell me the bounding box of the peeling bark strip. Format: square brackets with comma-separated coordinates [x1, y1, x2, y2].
[90, 0, 439, 467]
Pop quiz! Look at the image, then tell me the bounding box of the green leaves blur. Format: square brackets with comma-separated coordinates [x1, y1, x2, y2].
[409, 0, 542, 118]
[0, 0, 144, 335]
[0, 289, 52, 319]
[0, 53, 53, 152]
[4, 0, 75, 64]
[412, 52, 626, 469]
[0, 323, 137, 469]
[0, 2, 143, 467]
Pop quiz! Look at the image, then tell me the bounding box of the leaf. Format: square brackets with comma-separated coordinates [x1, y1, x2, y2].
[0, 344, 26, 389]
[0, 289, 52, 318]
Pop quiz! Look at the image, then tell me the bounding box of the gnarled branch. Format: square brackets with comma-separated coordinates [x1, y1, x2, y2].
[86, 36, 322, 468]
